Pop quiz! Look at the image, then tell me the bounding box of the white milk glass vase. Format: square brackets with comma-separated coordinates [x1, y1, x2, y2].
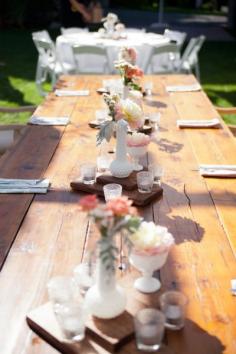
[84, 238, 126, 319]
[110, 119, 133, 178]
[122, 85, 129, 99]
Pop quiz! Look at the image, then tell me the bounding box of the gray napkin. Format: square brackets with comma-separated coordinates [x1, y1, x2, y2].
[177, 118, 220, 128]
[166, 83, 201, 92]
[54, 89, 90, 97]
[199, 164, 236, 177]
[29, 116, 70, 126]
[0, 178, 50, 193]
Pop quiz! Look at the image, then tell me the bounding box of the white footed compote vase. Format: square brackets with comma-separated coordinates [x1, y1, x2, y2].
[110, 119, 133, 178]
[126, 132, 150, 171]
[128, 222, 175, 293]
[127, 145, 148, 171]
[129, 249, 169, 293]
[84, 239, 126, 319]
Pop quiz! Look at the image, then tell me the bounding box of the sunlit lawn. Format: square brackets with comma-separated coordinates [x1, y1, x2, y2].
[0, 29, 236, 125]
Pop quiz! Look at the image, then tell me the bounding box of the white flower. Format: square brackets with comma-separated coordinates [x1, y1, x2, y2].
[119, 98, 144, 129]
[127, 132, 150, 147]
[129, 221, 174, 254]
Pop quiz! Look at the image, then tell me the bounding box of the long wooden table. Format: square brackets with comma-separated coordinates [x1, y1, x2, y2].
[0, 75, 236, 354]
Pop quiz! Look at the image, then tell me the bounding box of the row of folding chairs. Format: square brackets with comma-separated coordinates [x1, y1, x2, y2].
[31, 29, 205, 96]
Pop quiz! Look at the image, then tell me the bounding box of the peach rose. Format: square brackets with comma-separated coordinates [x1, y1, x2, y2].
[79, 195, 98, 211]
[106, 196, 136, 216]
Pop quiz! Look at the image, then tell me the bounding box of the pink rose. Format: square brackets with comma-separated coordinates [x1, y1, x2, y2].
[79, 195, 98, 211]
[106, 196, 137, 216]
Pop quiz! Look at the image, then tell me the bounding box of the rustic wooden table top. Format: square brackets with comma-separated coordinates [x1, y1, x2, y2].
[0, 75, 236, 354]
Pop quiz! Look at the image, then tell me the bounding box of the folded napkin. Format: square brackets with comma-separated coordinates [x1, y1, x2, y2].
[166, 83, 201, 93]
[54, 89, 90, 97]
[29, 116, 70, 126]
[177, 118, 220, 128]
[231, 279, 236, 295]
[0, 178, 50, 193]
[199, 164, 236, 177]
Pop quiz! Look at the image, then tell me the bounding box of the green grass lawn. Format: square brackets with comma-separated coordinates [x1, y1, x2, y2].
[0, 29, 236, 125]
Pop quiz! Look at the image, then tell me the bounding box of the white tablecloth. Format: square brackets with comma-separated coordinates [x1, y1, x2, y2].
[56, 31, 170, 74]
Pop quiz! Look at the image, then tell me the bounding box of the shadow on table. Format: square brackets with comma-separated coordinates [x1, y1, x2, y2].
[166, 318, 225, 354]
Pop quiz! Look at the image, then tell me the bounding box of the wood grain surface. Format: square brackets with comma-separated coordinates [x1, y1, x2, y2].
[0, 75, 235, 354]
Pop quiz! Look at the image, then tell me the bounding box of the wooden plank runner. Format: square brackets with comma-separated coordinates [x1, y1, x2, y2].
[0, 92, 77, 270]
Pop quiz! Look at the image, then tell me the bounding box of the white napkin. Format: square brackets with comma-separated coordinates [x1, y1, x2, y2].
[199, 164, 236, 177]
[166, 83, 201, 92]
[177, 118, 220, 128]
[29, 116, 70, 126]
[54, 89, 90, 97]
[231, 279, 236, 295]
[0, 178, 50, 193]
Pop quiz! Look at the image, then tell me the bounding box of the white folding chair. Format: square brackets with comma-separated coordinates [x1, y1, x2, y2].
[72, 44, 110, 74]
[176, 35, 206, 81]
[32, 35, 75, 96]
[32, 30, 52, 42]
[164, 29, 187, 51]
[61, 27, 89, 35]
[146, 42, 180, 74]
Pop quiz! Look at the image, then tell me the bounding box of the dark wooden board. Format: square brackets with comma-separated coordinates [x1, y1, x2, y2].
[70, 181, 163, 206]
[27, 302, 134, 353]
[96, 172, 138, 191]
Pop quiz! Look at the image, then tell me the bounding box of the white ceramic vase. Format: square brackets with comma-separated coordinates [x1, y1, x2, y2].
[110, 119, 133, 178]
[84, 240, 126, 319]
[127, 145, 148, 171]
[129, 250, 169, 293]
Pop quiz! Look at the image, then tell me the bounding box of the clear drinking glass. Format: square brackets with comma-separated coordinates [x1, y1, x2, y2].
[134, 308, 165, 352]
[74, 261, 96, 295]
[137, 171, 154, 193]
[80, 162, 97, 184]
[144, 81, 153, 96]
[56, 302, 87, 342]
[149, 113, 161, 131]
[47, 276, 79, 313]
[103, 183, 122, 202]
[95, 109, 109, 124]
[97, 154, 113, 173]
[148, 164, 164, 186]
[160, 291, 188, 330]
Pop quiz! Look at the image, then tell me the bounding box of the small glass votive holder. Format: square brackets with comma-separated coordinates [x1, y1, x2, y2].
[148, 164, 164, 186]
[149, 112, 161, 131]
[80, 162, 96, 184]
[97, 154, 113, 173]
[103, 183, 122, 202]
[47, 276, 79, 313]
[56, 302, 87, 342]
[95, 109, 108, 124]
[73, 262, 96, 295]
[160, 291, 188, 330]
[137, 171, 154, 194]
[144, 81, 153, 96]
[134, 308, 165, 352]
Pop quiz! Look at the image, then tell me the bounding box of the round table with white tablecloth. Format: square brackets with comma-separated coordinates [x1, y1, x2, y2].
[56, 31, 170, 74]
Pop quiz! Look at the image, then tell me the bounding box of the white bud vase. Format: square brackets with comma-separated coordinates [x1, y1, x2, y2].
[84, 240, 126, 319]
[122, 85, 129, 99]
[110, 119, 133, 178]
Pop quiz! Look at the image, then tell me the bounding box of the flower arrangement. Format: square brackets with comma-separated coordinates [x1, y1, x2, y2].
[97, 94, 144, 145]
[126, 132, 151, 147]
[129, 222, 174, 256]
[98, 12, 126, 39]
[79, 195, 141, 272]
[118, 47, 137, 65]
[114, 60, 143, 92]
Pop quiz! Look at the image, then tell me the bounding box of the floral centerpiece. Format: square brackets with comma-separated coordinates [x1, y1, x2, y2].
[98, 12, 126, 39]
[79, 195, 142, 318]
[97, 93, 144, 145]
[129, 222, 175, 293]
[118, 47, 137, 65]
[115, 60, 143, 92]
[79, 195, 141, 272]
